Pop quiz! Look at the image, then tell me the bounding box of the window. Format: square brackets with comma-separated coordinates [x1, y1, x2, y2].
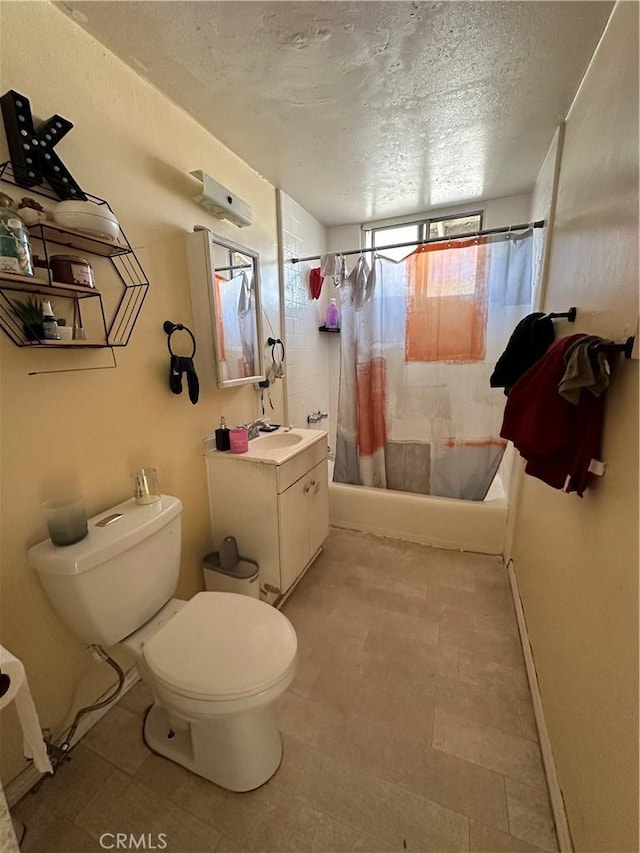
[363, 210, 487, 363]
[404, 238, 489, 363]
[364, 211, 483, 262]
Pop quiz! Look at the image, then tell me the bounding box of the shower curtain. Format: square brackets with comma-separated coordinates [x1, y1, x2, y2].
[334, 229, 536, 500]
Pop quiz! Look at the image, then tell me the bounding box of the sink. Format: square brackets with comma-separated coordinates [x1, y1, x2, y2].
[206, 427, 326, 465]
[251, 433, 303, 449]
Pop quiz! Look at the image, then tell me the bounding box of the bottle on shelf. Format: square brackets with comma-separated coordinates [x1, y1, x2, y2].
[41, 300, 61, 340]
[325, 297, 340, 330]
[0, 192, 34, 277]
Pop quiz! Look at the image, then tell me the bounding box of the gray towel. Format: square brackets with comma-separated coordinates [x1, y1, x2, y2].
[558, 335, 617, 404]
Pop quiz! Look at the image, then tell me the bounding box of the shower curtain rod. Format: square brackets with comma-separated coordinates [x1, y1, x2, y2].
[288, 219, 545, 264]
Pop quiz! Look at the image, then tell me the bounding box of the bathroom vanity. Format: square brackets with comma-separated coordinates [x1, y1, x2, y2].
[205, 428, 329, 602]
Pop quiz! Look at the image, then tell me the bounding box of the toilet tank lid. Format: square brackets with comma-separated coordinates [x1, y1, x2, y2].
[28, 495, 182, 577]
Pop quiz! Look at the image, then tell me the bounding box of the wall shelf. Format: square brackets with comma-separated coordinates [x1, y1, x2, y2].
[23, 338, 107, 348]
[28, 220, 132, 258]
[0, 271, 101, 299]
[0, 161, 149, 348]
[318, 325, 340, 334]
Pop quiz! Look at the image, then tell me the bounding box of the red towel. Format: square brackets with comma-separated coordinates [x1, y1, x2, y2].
[310, 267, 323, 300]
[500, 334, 604, 496]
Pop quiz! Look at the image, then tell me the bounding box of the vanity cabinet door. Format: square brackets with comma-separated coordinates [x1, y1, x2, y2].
[278, 475, 310, 594]
[308, 460, 329, 558]
[278, 459, 330, 594]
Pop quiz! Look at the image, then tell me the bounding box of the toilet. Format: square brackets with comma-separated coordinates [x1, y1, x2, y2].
[28, 495, 297, 792]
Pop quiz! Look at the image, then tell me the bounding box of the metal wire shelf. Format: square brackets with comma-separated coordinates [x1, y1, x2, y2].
[0, 162, 149, 348]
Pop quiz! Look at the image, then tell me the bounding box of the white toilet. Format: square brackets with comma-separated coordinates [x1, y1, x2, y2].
[28, 495, 297, 792]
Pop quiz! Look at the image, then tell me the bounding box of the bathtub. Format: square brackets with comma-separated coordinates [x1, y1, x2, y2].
[328, 460, 508, 555]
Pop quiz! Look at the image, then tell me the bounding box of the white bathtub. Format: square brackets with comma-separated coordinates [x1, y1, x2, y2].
[328, 461, 508, 555]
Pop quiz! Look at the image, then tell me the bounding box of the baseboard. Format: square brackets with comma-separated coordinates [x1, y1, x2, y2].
[507, 561, 574, 853]
[5, 666, 140, 808]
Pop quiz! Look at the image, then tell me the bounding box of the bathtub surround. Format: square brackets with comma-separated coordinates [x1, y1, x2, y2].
[0, 3, 283, 787]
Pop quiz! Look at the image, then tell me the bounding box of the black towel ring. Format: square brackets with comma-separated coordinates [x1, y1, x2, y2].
[163, 320, 196, 358]
[267, 335, 285, 362]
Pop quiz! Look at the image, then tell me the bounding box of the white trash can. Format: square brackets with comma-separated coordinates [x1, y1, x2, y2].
[202, 551, 260, 598]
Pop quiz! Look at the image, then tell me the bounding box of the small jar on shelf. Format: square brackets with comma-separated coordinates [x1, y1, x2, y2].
[50, 254, 95, 288]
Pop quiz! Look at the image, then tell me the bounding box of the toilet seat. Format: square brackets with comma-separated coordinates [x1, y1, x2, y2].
[143, 592, 297, 703]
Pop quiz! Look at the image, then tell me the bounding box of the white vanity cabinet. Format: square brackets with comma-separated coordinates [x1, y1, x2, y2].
[205, 430, 329, 601]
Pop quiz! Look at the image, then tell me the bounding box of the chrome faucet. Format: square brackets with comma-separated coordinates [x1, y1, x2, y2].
[245, 418, 270, 440]
[307, 411, 328, 424]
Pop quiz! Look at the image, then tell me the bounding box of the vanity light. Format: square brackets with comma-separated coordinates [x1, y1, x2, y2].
[189, 169, 252, 228]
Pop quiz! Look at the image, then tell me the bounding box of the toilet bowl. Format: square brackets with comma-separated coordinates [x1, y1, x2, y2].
[127, 592, 297, 791]
[28, 495, 297, 793]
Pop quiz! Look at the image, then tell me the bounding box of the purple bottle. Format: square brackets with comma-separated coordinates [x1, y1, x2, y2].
[325, 298, 340, 330]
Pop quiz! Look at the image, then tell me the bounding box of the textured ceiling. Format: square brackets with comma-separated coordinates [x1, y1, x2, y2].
[60, 1, 612, 225]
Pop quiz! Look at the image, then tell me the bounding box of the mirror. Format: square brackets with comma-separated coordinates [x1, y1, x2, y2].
[187, 228, 264, 388]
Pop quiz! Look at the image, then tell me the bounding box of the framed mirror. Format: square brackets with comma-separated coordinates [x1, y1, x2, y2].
[186, 228, 265, 388]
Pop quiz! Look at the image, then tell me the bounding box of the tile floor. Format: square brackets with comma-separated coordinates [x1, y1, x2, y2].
[13, 528, 558, 853]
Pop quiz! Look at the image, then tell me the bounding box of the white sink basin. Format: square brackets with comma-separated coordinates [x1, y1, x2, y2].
[251, 433, 303, 450]
[206, 427, 326, 465]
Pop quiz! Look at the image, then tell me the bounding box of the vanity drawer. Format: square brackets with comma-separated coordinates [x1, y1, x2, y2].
[276, 438, 327, 494]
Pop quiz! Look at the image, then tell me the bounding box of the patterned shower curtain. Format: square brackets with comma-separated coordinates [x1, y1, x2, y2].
[334, 229, 536, 500]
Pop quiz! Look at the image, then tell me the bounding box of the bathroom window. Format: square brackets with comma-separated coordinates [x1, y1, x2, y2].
[363, 211, 483, 262]
[363, 211, 487, 363]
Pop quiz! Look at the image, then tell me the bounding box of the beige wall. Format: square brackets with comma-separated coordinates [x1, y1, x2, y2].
[0, 3, 283, 785]
[510, 3, 639, 850]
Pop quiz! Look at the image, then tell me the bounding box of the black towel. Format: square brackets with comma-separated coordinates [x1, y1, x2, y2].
[169, 355, 199, 404]
[490, 312, 555, 395]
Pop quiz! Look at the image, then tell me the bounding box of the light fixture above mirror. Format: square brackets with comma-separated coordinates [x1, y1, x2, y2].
[189, 170, 252, 228]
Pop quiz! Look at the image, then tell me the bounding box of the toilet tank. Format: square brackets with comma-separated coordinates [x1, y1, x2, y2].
[28, 495, 182, 646]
